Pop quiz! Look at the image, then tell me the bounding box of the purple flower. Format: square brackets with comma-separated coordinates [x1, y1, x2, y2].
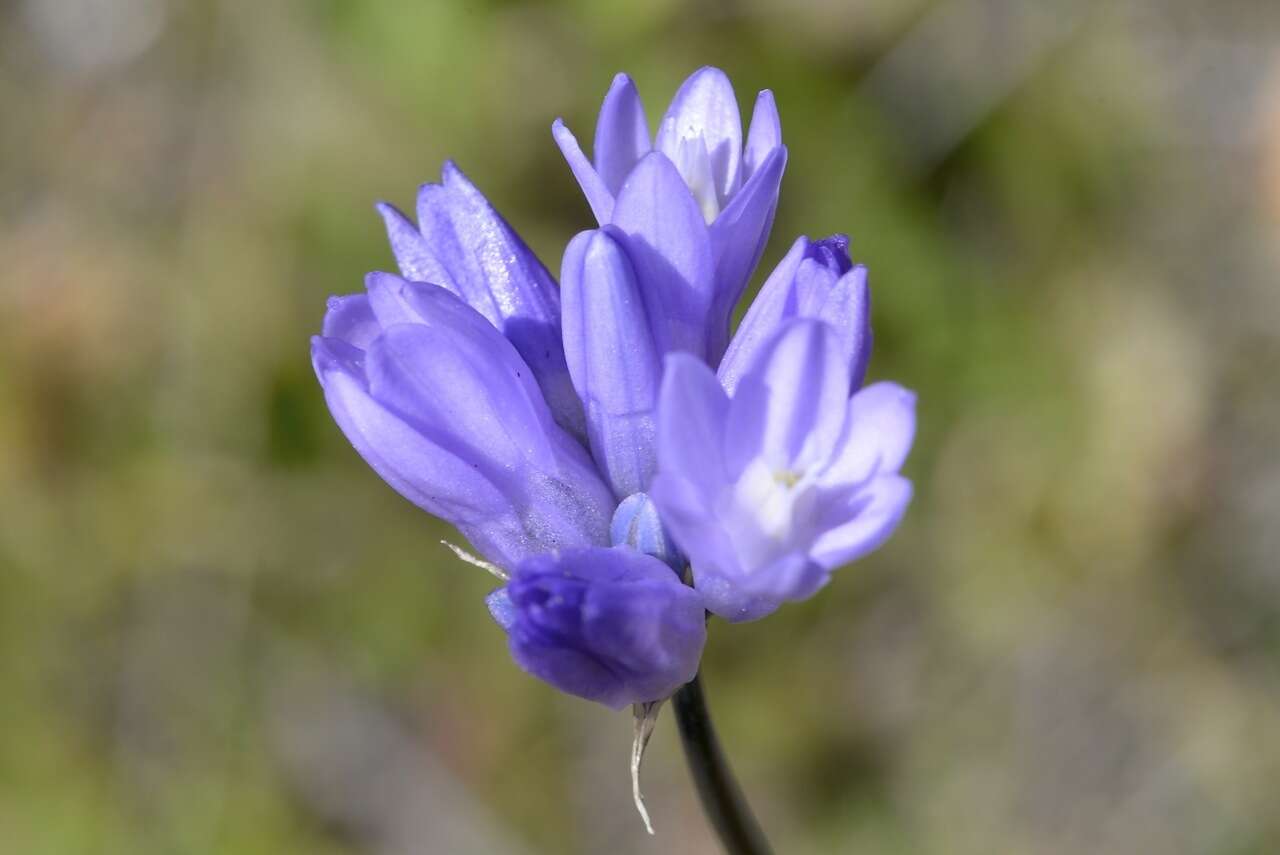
[718, 234, 871, 395]
[316, 166, 703, 708]
[375, 161, 585, 438]
[314, 72, 918, 714]
[312, 272, 614, 569]
[611, 492, 682, 571]
[560, 226, 664, 499]
[650, 319, 916, 622]
[554, 68, 788, 361]
[486, 547, 706, 710]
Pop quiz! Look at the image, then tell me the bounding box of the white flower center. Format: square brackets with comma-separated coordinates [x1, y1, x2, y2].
[671, 134, 721, 224]
[715, 458, 821, 572]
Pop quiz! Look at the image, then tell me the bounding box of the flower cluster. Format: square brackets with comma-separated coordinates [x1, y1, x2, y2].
[312, 68, 916, 709]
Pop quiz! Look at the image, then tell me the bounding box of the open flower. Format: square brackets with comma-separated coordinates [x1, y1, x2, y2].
[486, 547, 705, 710]
[554, 67, 788, 361]
[650, 319, 916, 622]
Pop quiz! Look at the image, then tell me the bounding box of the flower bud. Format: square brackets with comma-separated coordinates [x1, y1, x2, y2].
[486, 547, 704, 709]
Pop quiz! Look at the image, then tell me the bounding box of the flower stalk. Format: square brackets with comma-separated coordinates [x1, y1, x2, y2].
[673, 672, 774, 855]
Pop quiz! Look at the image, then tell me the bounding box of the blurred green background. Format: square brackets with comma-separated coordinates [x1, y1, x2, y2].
[4, 0, 1280, 852]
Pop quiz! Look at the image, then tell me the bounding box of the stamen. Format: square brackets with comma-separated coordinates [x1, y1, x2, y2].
[673, 134, 721, 224]
[773, 469, 802, 488]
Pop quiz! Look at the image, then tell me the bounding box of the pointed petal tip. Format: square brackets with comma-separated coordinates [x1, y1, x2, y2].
[363, 269, 401, 290]
[375, 199, 416, 229]
[440, 159, 480, 193]
[619, 149, 684, 191]
[554, 119, 615, 223]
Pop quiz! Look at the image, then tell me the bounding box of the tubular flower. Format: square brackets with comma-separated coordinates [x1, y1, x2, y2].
[312, 272, 615, 569]
[554, 67, 788, 361]
[486, 547, 705, 710]
[375, 161, 585, 438]
[719, 233, 871, 394]
[650, 319, 916, 622]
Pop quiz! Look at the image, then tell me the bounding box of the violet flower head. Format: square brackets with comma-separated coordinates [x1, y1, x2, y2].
[651, 319, 916, 622]
[554, 67, 788, 361]
[486, 547, 706, 710]
[315, 163, 704, 709]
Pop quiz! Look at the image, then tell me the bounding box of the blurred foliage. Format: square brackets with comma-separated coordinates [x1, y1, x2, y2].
[3, 0, 1280, 853]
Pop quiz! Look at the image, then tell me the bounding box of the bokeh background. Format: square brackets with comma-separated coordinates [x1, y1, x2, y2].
[4, 0, 1280, 852]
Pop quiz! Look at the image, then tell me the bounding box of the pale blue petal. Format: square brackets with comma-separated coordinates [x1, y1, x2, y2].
[368, 322, 555, 473]
[593, 73, 651, 197]
[802, 264, 871, 391]
[610, 492, 682, 570]
[375, 201, 452, 288]
[706, 146, 787, 360]
[727, 319, 849, 471]
[407, 163, 584, 436]
[656, 353, 731, 495]
[610, 152, 715, 358]
[819, 382, 917, 488]
[364, 271, 424, 328]
[560, 229, 662, 498]
[742, 89, 782, 181]
[553, 118, 615, 223]
[655, 67, 743, 205]
[695, 553, 826, 623]
[716, 235, 810, 394]
[321, 293, 381, 350]
[312, 336, 539, 566]
[809, 475, 913, 569]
